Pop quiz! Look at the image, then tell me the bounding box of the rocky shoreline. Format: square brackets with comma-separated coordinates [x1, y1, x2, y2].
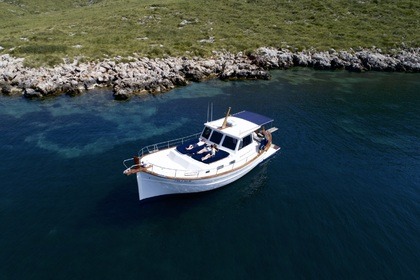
[1, 47, 419, 100]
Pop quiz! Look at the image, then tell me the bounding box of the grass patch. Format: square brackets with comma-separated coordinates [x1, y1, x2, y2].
[0, 0, 418, 66]
[14, 44, 68, 54]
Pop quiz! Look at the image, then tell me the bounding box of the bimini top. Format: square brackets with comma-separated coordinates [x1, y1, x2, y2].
[205, 110, 274, 139]
[233, 111, 273, 127]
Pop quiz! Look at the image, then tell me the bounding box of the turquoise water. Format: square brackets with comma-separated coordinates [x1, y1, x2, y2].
[0, 69, 419, 279]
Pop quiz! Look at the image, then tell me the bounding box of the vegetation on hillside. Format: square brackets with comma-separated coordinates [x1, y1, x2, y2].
[0, 0, 418, 67]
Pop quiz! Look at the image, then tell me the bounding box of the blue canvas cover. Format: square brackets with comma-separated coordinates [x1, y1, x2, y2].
[233, 111, 273, 126]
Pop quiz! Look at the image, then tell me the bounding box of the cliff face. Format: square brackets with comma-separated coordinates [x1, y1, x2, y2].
[1, 47, 419, 100]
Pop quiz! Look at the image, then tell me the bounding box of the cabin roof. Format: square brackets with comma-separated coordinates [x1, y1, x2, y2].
[233, 111, 273, 126]
[204, 111, 273, 138]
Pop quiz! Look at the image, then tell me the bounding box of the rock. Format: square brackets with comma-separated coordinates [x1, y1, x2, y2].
[66, 87, 82, 96]
[2, 71, 16, 82]
[253, 47, 278, 66]
[219, 64, 236, 80]
[330, 57, 345, 69]
[0, 81, 11, 95]
[10, 86, 22, 95]
[160, 78, 175, 91]
[113, 87, 131, 100]
[24, 88, 42, 98]
[278, 51, 294, 68]
[312, 52, 332, 70]
[201, 60, 216, 68]
[293, 52, 312, 66]
[183, 68, 206, 82]
[257, 70, 271, 80]
[394, 49, 420, 72]
[346, 62, 364, 72]
[83, 77, 97, 90]
[170, 74, 188, 86]
[60, 83, 82, 96]
[219, 62, 270, 80]
[36, 81, 56, 95]
[357, 51, 395, 71]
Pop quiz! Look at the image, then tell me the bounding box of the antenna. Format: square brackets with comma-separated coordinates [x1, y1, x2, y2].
[207, 103, 210, 122]
[207, 102, 214, 122]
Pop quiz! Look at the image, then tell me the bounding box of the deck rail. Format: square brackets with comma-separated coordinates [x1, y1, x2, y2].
[123, 128, 279, 179]
[143, 153, 257, 179]
[123, 132, 201, 172]
[123, 147, 261, 179]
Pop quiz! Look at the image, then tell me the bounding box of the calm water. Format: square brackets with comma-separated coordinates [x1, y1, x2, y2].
[0, 69, 419, 279]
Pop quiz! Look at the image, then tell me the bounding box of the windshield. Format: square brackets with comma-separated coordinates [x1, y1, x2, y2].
[222, 135, 238, 150]
[209, 131, 223, 144]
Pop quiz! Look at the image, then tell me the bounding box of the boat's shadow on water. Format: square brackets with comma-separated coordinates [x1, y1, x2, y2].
[86, 160, 271, 228]
[88, 182, 221, 228]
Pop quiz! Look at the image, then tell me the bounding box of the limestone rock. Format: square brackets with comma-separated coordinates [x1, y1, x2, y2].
[23, 88, 42, 98]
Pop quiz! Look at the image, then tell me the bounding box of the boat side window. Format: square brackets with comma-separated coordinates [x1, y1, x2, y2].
[239, 134, 252, 150]
[209, 131, 223, 145]
[222, 135, 238, 150]
[201, 127, 212, 140]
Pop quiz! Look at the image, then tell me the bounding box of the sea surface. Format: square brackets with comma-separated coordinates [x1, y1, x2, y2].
[0, 69, 419, 279]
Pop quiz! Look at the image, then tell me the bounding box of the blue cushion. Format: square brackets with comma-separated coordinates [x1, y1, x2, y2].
[176, 139, 202, 154]
[192, 150, 230, 164]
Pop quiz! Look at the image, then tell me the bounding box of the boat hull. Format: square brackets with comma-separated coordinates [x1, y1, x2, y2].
[136, 148, 277, 200]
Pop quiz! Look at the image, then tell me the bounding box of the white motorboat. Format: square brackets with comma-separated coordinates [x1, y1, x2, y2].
[123, 108, 280, 200]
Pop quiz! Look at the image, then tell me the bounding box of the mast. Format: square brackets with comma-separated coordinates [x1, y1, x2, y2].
[220, 107, 231, 129]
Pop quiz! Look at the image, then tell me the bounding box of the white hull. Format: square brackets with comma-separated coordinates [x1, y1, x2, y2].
[136, 147, 277, 200]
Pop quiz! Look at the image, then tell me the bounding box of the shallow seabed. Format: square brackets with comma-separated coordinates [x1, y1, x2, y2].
[0, 69, 419, 279]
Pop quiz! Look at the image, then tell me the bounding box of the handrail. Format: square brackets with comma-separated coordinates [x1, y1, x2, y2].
[141, 150, 259, 179]
[123, 158, 136, 169]
[123, 130, 277, 179]
[123, 132, 201, 171]
[123, 147, 262, 179]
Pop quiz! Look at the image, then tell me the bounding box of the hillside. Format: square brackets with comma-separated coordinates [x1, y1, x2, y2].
[0, 0, 419, 67]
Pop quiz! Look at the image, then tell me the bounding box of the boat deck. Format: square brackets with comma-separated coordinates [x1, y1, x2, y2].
[137, 141, 279, 180]
[176, 140, 230, 164]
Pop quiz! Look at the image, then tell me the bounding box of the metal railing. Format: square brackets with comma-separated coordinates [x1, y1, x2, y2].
[123, 132, 276, 179]
[142, 153, 257, 179]
[123, 150, 258, 179]
[123, 132, 201, 171]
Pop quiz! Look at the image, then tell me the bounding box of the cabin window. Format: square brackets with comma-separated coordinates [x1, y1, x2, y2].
[239, 134, 252, 150]
[201, 127, 212, 140]
[209, 131, 223, 145]
[222, 135, 238, 150]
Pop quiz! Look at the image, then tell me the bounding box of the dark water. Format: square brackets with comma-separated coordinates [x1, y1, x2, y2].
[0, 69, 419, 279]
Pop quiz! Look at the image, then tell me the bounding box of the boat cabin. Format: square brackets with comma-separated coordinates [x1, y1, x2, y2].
[201, 110, 273, 153]
[176, 111, 274, 164]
